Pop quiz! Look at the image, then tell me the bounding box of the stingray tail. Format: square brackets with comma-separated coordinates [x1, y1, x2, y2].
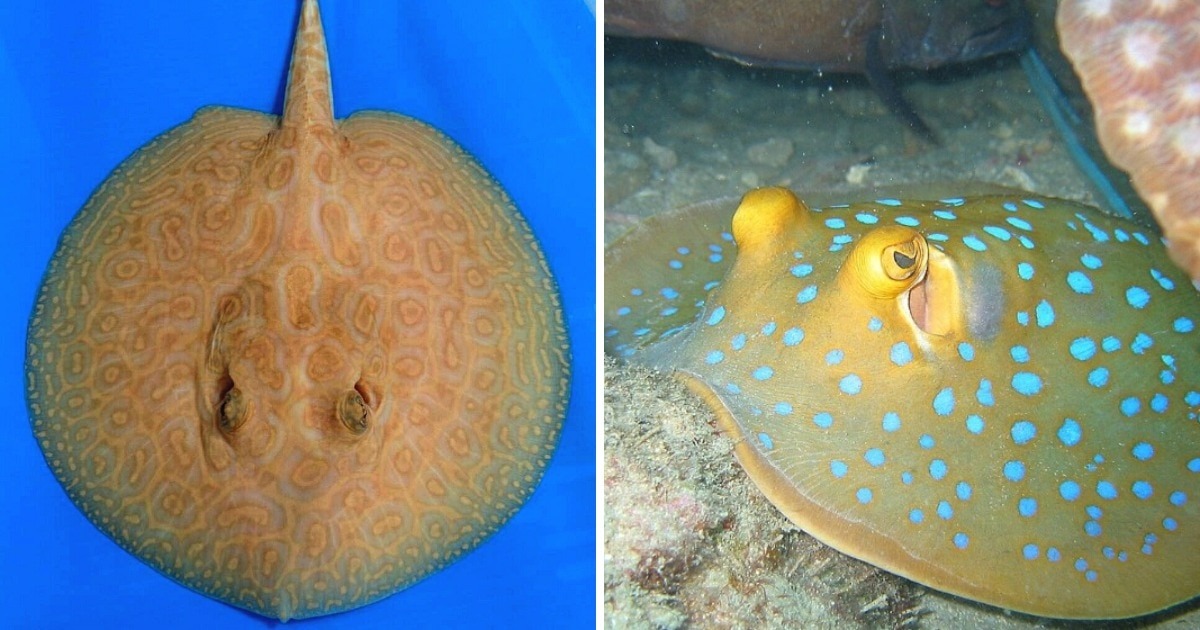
[281, 0, 336, 130]
[865, 27, 937, 145]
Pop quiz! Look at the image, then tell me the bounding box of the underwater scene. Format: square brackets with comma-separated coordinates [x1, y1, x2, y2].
[3, 1, 594, 627]
[604, 0, 1200, 628]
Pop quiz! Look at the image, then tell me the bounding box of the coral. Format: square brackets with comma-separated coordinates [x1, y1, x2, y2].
[1058, 0, 1200, 280]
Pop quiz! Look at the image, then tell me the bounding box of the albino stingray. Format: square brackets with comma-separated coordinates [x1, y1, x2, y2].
[606, 187, 1200, 619]
[25, 0, 569, 620]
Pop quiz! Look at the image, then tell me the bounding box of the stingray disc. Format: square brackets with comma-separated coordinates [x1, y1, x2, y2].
[24, 0, 569, 620]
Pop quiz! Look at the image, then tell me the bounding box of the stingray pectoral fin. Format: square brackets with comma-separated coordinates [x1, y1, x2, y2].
[672, 368, 981, 600]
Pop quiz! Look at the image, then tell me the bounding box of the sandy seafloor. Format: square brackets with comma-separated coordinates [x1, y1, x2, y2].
[602, 36, 1200, 629]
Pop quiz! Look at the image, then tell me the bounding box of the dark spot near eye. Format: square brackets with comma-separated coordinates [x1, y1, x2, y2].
[894, 251, 916, 269]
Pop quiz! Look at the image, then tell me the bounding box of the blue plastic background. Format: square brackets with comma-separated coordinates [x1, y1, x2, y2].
[0, 1, 595, 627]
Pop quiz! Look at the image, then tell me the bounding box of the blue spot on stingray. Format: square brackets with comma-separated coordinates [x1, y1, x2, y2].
[1151, 268, 1176, 291]
[1003, 201, 1018, 211]
[1035, 300, 1055, 327]
[705, 350, 725, 365]
[1080, 253, 1103, 269]
[758, 433, 774, 450]
[1187, 391, 1200, 406]
[1102, 336, 1121, 352]
[1006, 216, 1033, 231]
[1070, 337, 1096, 361]
[1010, 345, 1030, 363]
[783, 328, 804, 346]
[1060, 480, 1081, 501]
[1011, 420, 1037, 445]
[725, 383, 741, 394]
[933, 388, 955, 416]
[1058, 419, 1081, 446]
[976, 379, 995, 406]
[1004, 460, 1026, 482]
[1048, 548, 1062, 562]
[661, 287, 680, 299]
[709, 253, 723, 263]
[1023, 544, 1039, 560]
[864, 448, 886, 467]
[706, 306, 726, 326]
[761, 322, 777, 335]
[1085, 521, 1102, 537]
[1165, 517, 1179, 531]
[868, 317, 883, 332]
[840, 374, 863, 395]
[878, 198, 902, 206]
[856, 488, 873, 504]
[668, 260, 683, 269]
[966, 415, 985, 434]
[941, 197, 965, 206]
[1084, 222, 1109, 242]
[934, 209, 957, 220]
[1023, 199, 1045, 208]
[1017, 262, 1034, 280]
[1134, 232, 1151, 245]
[901, 472, 914, 485]
[814, 412, 834, 429]
[890, 342, 913, 366]
[1011, 372, 1043, 396]
[963, 235, 987, 251]
[1126, 286, 1151, 309]
[1171, 491, 1187, 506]
[856, 213, 879, 225]
[909, 508, 924, 524]
[1067, 271, 1093, 294]
[937, 501, 954, 520]
[956, 482, 972, 501]
[1133, 480, 1153, 499]
[633, 328, 651, 337]
[1151, 393, 1169, 413]
[774, 402, 793, 415]
[929, 459, 947, 480]
[953, 533, 969, 549]
[796, 285, 818, 304]
[882, 412, 901, 432]
[1097, 481, 1118, 500]
[983, 225, 1012, 241]
[919, 434, 935, 450]
[630, 288, 644, 296]
[928, 233, 949, 242]
[1016, 311, 1029, 326]
[830, 460, 848, 478]
[895, 216, 920, 227]
[1019, 497, 1038, 518]
[790, 263, 813, 277]
[1088, 367, 1110, 388]
[753, 366, 774, 381]
[832, 234, 853, 245]
[958, 342, 975, 361]
[1087, 505, 1102, 519]
[731, 334, 747, 351]
[616, 306, 631, 317]
[1132, 442, 1155, 461]
[1018, 235, 1035, 249]
[824, 218, 846, 229]
[660, 307, 679, 317]
[825, 349, 844, 366]
[1121, 397, 1141, 417]
[1175, 317, 1195, 333]
[704, 280, 720, 291]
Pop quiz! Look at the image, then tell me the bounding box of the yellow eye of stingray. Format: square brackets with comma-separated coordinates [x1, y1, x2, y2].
[843, 226, 928, 299]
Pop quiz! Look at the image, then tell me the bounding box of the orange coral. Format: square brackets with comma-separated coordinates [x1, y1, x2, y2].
[1058, 0, 1200, 281]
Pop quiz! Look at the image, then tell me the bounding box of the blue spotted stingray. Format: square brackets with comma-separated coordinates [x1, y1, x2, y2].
[605, 187, 1200, 619]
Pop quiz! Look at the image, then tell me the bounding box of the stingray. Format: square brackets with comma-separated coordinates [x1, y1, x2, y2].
[606, 187, 1200, 619]
[24, 0, 569, 620]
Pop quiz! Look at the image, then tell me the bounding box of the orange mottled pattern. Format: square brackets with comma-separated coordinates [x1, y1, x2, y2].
[24, 0, 568, 621]
[1058, 0, 1200, 280]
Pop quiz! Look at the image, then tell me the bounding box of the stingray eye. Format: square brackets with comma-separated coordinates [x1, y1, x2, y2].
[337, 389, 370, 435]
[219, 386, 249, 433]
[843, 226, 928, 299]
[882, 239, 924, 281]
